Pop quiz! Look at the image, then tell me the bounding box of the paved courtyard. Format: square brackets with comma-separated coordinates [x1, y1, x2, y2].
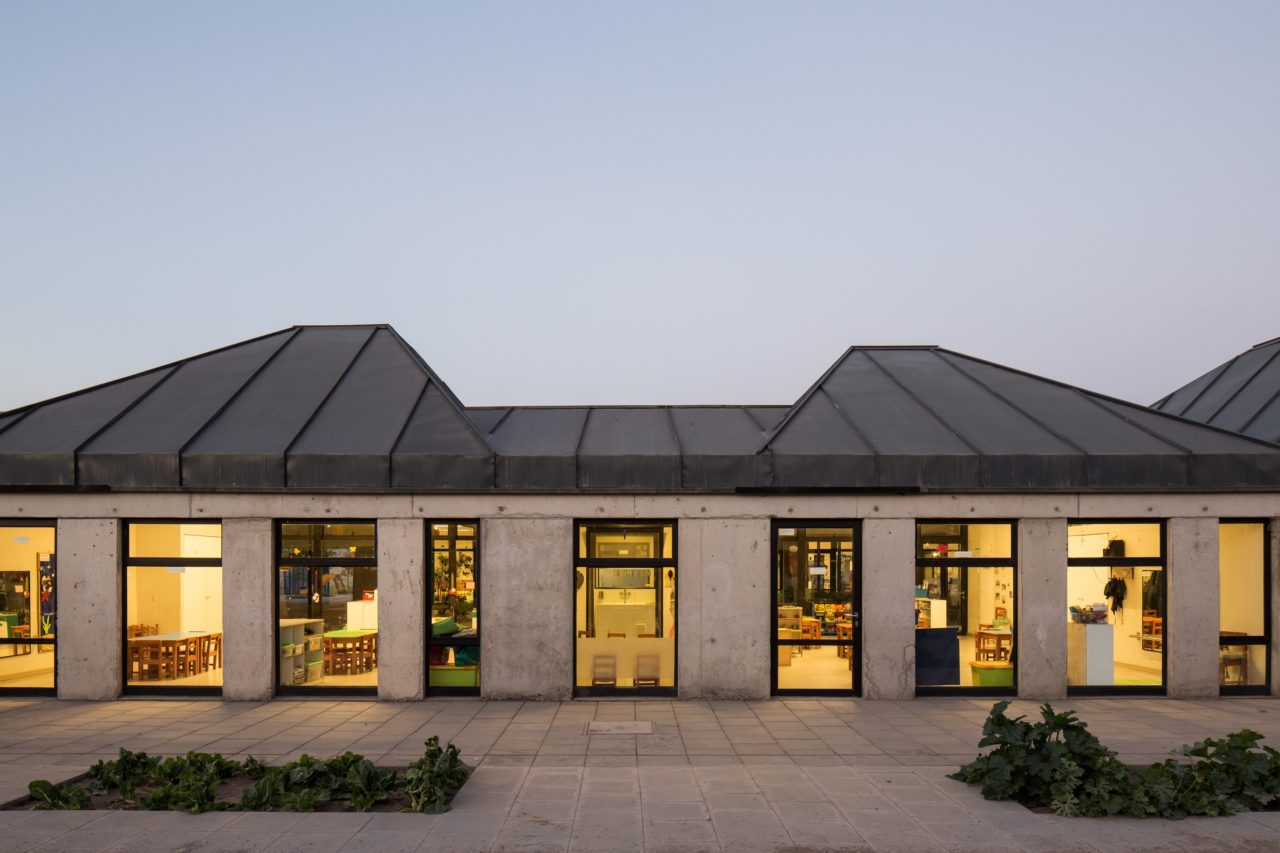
[1, 696, 1280, 852]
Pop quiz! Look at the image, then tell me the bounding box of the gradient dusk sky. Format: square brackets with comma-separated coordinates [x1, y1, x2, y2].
[2, 3, 1278, 411]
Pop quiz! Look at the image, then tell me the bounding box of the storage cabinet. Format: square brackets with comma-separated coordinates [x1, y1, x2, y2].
[279, 618, 324, 686]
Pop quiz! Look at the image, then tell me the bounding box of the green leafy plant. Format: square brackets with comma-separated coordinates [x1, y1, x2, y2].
[951, 702, 1280, 818]
[87, 748, 160, 801]
[404, 736, 471, 814]
[28, 779, 90, 810]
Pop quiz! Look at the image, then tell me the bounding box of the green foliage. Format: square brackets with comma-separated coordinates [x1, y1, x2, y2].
[951, 702, 1280, 819]
[87, 748, 160, 801]
[28, 779, 89, 810]
[239, 751, 400, 812]
[404, 736, 471, 814]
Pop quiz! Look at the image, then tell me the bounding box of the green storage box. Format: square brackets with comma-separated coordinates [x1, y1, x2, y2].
[969, 661, 1014, 687]
[429, 665, 478, 687]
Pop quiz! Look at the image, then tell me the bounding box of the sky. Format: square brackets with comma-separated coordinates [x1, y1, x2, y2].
[2, 2, 1278, 412]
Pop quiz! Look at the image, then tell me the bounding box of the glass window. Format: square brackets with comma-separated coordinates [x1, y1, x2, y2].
[1219, 522, 1270, 691]
[0, 524, 56, 691]
[1067, 522, 1164, 690]
[575, 523, 676, 694]
[124, 523, 223, 690]
[277, 523, 377, 691]
[430, 523, 479, 693]
[774, 525, 857, 694]
[917, 523, 1012, 560]
[914, 522, 1015, 691]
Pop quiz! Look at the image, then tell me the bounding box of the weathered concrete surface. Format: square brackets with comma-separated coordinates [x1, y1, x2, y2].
[378, 518, 426, 701]
[1271, 518, 1280, 697]
[679, 518, 770, 699]
[1018, 518, 1068, 699]
[221, 518, 275, 701]
[862, 518, 915, 700]
[481, 517, 572, 699]
[55, 518, 121, 700]
[1168, 517, 1220, 698]
[2, 490, 1278, 523]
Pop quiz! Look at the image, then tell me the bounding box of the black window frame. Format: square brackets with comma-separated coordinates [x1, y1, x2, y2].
[0, 518, 57, 697]
[770, 520, 862, 697]
[428, 520, 481, 697]
[1066, 519, 1167, 697]
[1218, 519, 1271, 697]
[121, 519, 224, 697]
[274, 519, 378, 697]
[572, 519, 678, 698]
[913, 519, 1018, 697]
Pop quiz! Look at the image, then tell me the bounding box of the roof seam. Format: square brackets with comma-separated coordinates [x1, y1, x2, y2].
[486, 407, 514, 435]
[382, 325, 493, 454]
[1178, 356, 1236, 418]
[176, 328, 302, 486]
[389, 377, 432, 457]
[862, 350, 984, 456]
[665, 408, 685, 490]
[281, 327, 380, 485]
[757, 346, 854, 453]
[0, 406, 39, 442]
[817, 386, 881, 483]
[936, 351, 1090, 455]
[72, 366, 179, 485]
[1074, 390, 1194, 456]
[572, 408, 592, 488]
[1238, 383, 1280, 437]
[1204, 346, 1280, 426]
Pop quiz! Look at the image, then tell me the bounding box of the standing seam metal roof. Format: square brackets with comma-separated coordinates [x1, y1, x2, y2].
[1153, 337, 1280, 444]
[2, 326, 1278, 493]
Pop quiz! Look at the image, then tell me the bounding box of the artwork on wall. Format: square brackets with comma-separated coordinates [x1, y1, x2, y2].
[39, 554, 56, 641]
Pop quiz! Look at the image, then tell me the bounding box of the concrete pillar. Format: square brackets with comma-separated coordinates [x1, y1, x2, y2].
[222, 518, 274, 701]
[1271, 519, 1280, 697]
[1167, 517, 1219, 698]
[861, 518, 915, 699]
[56, 518, 121, 700]
[1017, 518, 1068, 699]
[481, 517, 572, 700]
[378, 518, 425, 701]
[679, 518, 769, 699]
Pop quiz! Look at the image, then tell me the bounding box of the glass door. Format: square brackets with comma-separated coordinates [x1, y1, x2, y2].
[574, 522, 676, 696]
[772, 523, 859, 695]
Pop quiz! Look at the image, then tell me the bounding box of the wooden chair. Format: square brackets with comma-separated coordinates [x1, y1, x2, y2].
[578, 630, 594, 638]
[638, 633, 658, 638]
[206, 633, 223, 670]
[836, 622, 853, 657]
[591, 655, 617, 687]
[136, 642, 173, 681]
[607, 631, 626, 638]
[634, 654, 660, 687]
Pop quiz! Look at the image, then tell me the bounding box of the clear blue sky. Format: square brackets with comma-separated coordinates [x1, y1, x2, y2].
[2, 2, 1277, 411]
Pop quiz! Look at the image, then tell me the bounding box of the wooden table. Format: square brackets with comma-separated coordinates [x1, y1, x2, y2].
[323, 629, 378, 675]
[974, 628, 1012, 662]
[127, 631, 222, 681]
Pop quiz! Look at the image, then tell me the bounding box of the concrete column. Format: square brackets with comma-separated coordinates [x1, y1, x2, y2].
[378, 518, 425, 701]
[679, 518, 769, 699]
[481, 517, 572, 700]
[861, 518, 915, 699]
[222, 518, 274, 701]
[1271, 519, 1280, 697]
[1167, 517, 1219, 698]
[56, 518, 121, 700]
[1017, 518, 1068, 699]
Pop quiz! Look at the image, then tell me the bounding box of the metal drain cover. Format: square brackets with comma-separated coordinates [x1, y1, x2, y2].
[586, 721, 657, 735]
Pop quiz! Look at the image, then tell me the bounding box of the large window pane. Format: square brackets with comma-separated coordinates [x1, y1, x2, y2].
[125, 523, 223, 689]
[777, 644, 853, 691]
[575, 523, 676, 693]
[1067, 564, 1164, 687]
[0, 525, 56, 691]
[1219, 522, 1268, 691]
[277, 523, 378, 691]
[430, 522, 479, 694]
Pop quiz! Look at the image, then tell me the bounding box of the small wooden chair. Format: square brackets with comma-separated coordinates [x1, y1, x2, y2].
[634, 654, 660, 687]
[607, 631, 626, 638]
[591, 655, 617, 687]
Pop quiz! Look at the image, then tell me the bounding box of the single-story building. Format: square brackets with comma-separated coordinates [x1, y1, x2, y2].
[0, 325, 1276, 701]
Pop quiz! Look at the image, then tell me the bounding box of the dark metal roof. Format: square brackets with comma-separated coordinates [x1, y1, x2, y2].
[1153, 337, 1280, 445]
[2, 328, 1278, 493]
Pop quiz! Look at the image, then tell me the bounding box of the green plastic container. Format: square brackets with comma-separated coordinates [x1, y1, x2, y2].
[969, 661, 1014, 687]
